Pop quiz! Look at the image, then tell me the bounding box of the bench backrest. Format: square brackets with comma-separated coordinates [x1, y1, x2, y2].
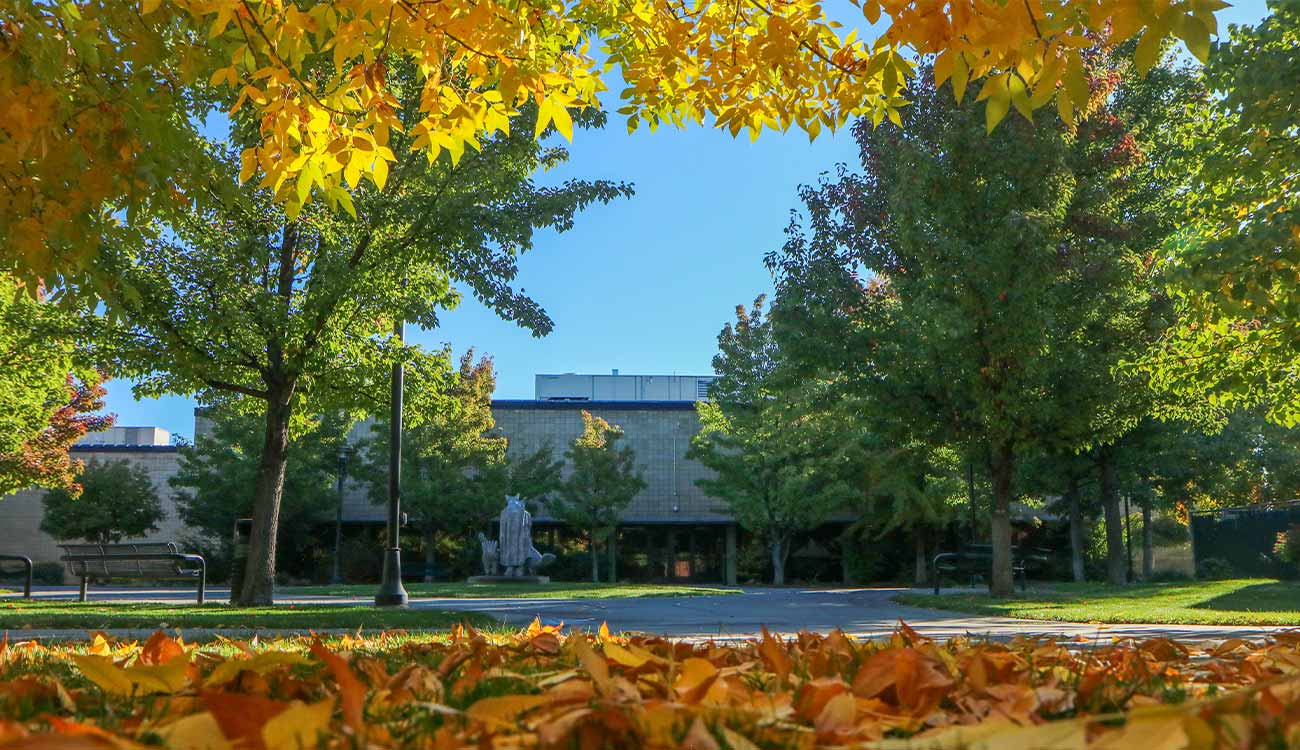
[60, 542, 199, 579]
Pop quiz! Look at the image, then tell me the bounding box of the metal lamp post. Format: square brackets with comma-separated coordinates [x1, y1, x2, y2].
[375, 316, 409, 607]
[331, 450, 346, 585]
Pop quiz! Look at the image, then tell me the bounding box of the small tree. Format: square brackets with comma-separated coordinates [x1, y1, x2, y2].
[550, 411, 645, 583]
[0, 276, 113, 499]
[41, 460, 164, 544]
[504, 445, 565, 508]
[170, 404, 347, 582]
[359, 351, 509, 581]
[691, 297, 857, 585]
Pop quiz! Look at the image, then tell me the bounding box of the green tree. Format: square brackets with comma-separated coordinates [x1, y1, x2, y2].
[91, 68, 630, 605]
[690, 297, 857, 585]
[170, 404, 349, 583]
[359, 350, 508, 581]
[1148, 2, 1300, 425]
[767, 55, 1197, 594]
[41, 460, 164, 544]
[502, 445, 564, 508]
[0, 280, 113, 498]
[551, 411, 646, 583]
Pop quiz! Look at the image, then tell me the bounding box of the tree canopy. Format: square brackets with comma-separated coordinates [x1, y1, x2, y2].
[41, 459, 164, 544]
[691, 296, 858, 585]
[551, 410, 646, 583]
[0, 280, 112, 498]
[2, 0, 1220, 285]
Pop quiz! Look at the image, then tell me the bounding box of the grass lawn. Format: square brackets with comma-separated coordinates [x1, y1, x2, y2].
[0, 600, 495, 631]
[894, 578, 1300, 626]
[286, 581, 739, 599]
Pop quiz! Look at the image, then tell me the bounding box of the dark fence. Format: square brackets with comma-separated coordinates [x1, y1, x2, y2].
[1191, 504, 1300, 578]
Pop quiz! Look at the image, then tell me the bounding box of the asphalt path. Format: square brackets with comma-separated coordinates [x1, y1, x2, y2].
[3, 585, 1287, 643]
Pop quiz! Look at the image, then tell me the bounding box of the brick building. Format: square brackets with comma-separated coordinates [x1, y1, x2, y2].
[0, 427, 186, 570]
[0, 373, 851, 585]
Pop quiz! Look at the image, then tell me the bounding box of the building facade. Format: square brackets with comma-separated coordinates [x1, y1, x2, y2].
[1, 373, 842, 585]
[0, 429, 187, 572]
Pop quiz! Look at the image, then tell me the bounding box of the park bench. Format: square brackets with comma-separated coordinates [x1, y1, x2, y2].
[59, 542, 206, 603]
[0, 555, 32, 598]
[931, 544, 1051, 595]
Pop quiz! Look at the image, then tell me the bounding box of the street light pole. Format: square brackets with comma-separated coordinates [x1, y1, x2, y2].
[332, 451, 346, 585]
[375, 316, 409, 607]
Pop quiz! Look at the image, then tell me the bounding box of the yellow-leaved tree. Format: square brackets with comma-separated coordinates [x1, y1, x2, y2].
[1, 0, 1222, 285]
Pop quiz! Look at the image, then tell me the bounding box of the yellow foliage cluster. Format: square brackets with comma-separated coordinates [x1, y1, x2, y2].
[2, 622, 1300, 748]
[1, 0, 1223, 282]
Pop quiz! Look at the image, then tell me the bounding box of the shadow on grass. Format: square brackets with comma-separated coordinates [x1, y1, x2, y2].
[1191, 581, 1300, 613]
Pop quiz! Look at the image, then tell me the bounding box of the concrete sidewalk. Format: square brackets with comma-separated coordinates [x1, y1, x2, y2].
[2, 586, 1286, 643]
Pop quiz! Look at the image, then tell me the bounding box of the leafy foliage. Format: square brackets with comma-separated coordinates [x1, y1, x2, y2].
[5, 625, 1300, 749]
[170, 405, 349, 582]
[550, 411, 646, 582]
[40, 459, 164, 544]
[1147, 2, 1300, 425]
[88, 68, 628, 604]
[0, 278, 112, 498]
[1, 0, 1220, 283]
[691, 296, 857, 585]
[358, 350, 507, 576]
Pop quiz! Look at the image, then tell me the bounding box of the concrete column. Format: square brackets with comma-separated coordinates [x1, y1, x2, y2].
[724, 524, 738, 586]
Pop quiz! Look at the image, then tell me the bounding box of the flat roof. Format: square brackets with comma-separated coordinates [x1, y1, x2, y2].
[491, 399, 699, 411]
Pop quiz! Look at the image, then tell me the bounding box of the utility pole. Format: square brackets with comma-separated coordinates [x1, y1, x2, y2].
[375, 316, 409, 607]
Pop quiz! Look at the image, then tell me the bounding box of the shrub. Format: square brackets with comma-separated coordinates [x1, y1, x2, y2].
[1273, 524, 1300, 579]
[1197, 557, 1238, 580]
[33, 562, 65, 585]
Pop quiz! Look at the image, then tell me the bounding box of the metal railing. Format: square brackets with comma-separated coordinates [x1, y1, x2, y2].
[0, 555, 32, 598]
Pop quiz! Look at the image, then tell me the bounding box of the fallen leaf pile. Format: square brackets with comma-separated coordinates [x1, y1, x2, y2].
[1, 621, 1299, 748]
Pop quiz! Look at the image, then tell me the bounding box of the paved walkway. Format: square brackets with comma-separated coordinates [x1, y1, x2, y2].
[2, 586, 1287, 643]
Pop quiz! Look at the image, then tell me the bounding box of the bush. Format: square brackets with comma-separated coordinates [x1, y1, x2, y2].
[1147, 568, 1193, 583]
[32, 562, 65, 585]
[1197, 557, 1238, 580]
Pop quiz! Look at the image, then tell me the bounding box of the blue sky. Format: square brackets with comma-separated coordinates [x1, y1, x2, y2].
[103, 1, 1272, 440]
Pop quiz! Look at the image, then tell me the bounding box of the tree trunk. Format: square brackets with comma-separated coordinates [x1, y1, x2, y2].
[236, 392, 292, 606]
[607, 526, 617, 583]
[1098, 448, 1127, 586]
[914, 531, 928, 586]
[424, 525, 436, 583]
[590, 529, 599, 583]
[989, 443, 1016, 597]
[1066, 478, 1086, 583]
[770, 538, 787, 586]
[1141, 499, 1154, 581]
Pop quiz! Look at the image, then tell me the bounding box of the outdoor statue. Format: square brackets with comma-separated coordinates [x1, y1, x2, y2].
[475, 497, 555, 578]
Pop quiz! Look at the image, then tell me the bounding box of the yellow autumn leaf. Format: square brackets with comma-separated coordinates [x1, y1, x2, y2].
[604, 641, 649, 668]
[71, 655, 135, 695]
[154, 712, 231, 750]
[260, 699, 334, 750]
[872, 717, 1087, 749]
[205, 651, 309, 687]
[465, 694, 550, 728]
[127, 656, 192, 694]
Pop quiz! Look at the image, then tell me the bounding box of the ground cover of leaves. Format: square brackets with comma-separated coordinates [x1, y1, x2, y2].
[1, 622, 1298, 749]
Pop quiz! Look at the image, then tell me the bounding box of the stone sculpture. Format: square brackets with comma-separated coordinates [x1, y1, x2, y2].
[474, 497, 555, 579]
